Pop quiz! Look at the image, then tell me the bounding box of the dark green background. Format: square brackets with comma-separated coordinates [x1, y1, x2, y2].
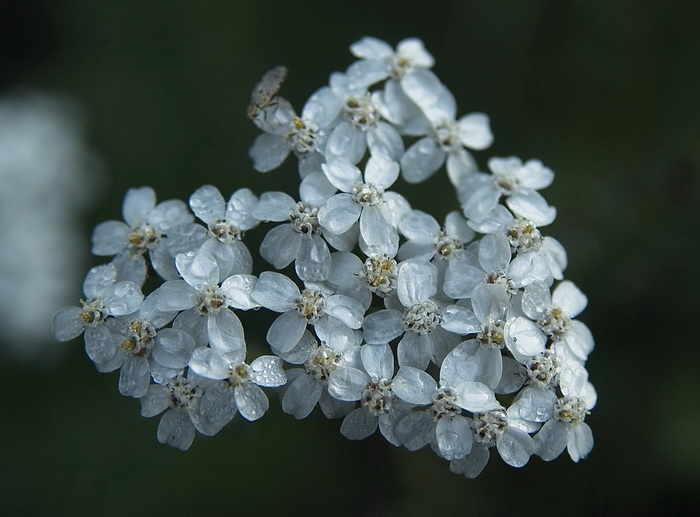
[2, 1, 699, 515]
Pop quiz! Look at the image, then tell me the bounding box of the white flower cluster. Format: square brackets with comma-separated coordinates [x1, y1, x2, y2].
[53, 37, 596, 477]
[1, 91, 99, 360]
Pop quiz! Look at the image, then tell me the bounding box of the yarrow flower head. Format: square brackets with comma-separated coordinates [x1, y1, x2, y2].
[53, 36, 596, 479]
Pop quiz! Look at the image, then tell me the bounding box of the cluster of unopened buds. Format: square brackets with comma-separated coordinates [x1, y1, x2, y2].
[53, 37, 595, 478]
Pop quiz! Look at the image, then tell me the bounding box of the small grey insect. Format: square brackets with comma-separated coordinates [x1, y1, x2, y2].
[247, 65, 288, 120]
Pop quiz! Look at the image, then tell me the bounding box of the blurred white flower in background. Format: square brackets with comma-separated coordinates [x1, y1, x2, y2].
[0, 90, 101, 361]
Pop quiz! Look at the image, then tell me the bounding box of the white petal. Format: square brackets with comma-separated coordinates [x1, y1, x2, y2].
[510, 387, 557, 422]
[443, 263, 484, 299]
[506, 317, 546, 357]
[563, 320, 595, 361]
[189, 185, 225, 225]
[226, 188, 259, 230]
[253, 191, 296, 221]
[395, 411, 435, 451]
[521, 281, 551, 319]
[349, 36, 393, 60]
[552, 281, 588, 318]
[518, 159, 554, 190]
[446, 149, 478, 188]
[457, 112, 493, 150]
[249, 132, 290, 172]
[362, 309, 404, 344]
[104, 281, 143, 316]
[450, 445, 490, 479]
[207, 309, 246, 356]
[508, 252, 551, 288]
[282, 372, 322, 419]
[367, 122, 404, 162]
[318, 194, 361, 235]
[359, 205, 392, 249]
[454, 381, 499, 412]
[118, 355, 150, 398]
[440, 304, 481, 334]
[154, 280, 198, 312]
[140, 384, 170, 417]
[497, 427, 535, 467]
[234, 382, 269, 421]
[436, 416, 473, 460]
[301, 86, 343, 128]
[471, 283, 509, 324]
[461, 178, 501, 222]
[397, 332, 432, 370]
[260, 224, 301, 269]
[360, 343, 394, 379]
[52, 306, 85, 341]
[364, 153, 400, 189]
[251, 271, 299, 312]
[189, 347, 231, 379]
[157, 409, 195, 451]
[401, 69, 456, 122]
[399, 209, 440, 241]
[149, 199, 192, 232]
[176, 250, 219, 290]
[397, 261, 437, 306]
[221, 274, 260, 310]
[567, 422, 594, 462]
[299, 171, 338, 205]
[122, 187, 155, 226]
[250, 355, 287, 387]
[325, 294, 365, 329]
[91, 221, 129, 255]
[440, 341, 480, 386]
[296, 236, 331, 282]
[392, 366, 436, 405]
[153, 328, 195, 368]
[84, 325, 115, 362]
[112, 251, 147, 285]
[266, 311, 306, 353]
[478, 233, 511, 272]
[325, 122, 365, 164]
[506, 190, 557, 227]
[534, 419, 568, 461]
[340, 407, 378, 441]
[199, 382, 236, 427]
[400, 137, 444, 183]
[83, 263, 117, 299]
[314, 317, 362, 352]
[328, 367, 369, 401]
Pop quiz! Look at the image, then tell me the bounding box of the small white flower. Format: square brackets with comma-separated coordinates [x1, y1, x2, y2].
[400, 112, 493, 184]
[248, 95, 338, 177]
[188, 185, 259, 280]
[460, 156, 556, 226]
[521, 281, 595, 361]
[328, 343, 412, 444]
[533, 391, 596, 463]
[363, 261, 460, 369]
[449, 407, 536, 478]
[319, 155, 409, 256]
[251, 271, 365, 354]
[279, 333, 359, 420]
[92, 186, 193, 284]
[398, 210, 473, 263]
[152, 251, 255, 357]
[53, 263, 144, 357]
[324, 72, 404, 164]
[253, 191, 331, 281]
[189, 347, 286, 422]
[87, 292, 194, 397]
[140, 372, 220, 451]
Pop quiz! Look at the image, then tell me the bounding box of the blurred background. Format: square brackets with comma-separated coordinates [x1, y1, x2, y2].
[2, 0, 699, 515]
